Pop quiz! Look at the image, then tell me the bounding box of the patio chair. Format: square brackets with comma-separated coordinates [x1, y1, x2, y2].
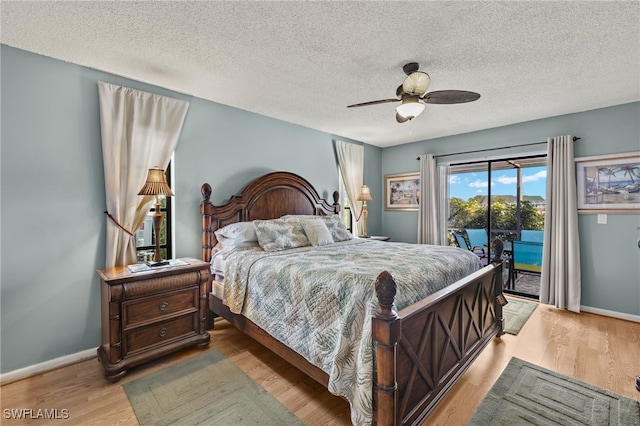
[511, 240, 543, 285]
[465, 229, 488, 255]
[452, 231, 488, 264]
[521, 230, 544, 243]
[452, 232, 468, 249]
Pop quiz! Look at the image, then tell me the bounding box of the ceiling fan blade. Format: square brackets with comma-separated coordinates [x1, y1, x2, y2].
[422, 90, 481, 104]
[402, 62, 420, 75]
[396, 112, 410, 123]
[347, 98, 400, 108]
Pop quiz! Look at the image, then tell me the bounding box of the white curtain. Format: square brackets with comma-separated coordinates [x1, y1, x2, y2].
[436, 163, 450, 244]
[335, 140, 365, 236]
[540, 135, 581, 312]
[417, 154, 449, 245]
[98, 82, 190, 267]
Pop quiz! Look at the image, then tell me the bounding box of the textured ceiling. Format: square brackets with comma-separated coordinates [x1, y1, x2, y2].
[2, 1, 639, 148]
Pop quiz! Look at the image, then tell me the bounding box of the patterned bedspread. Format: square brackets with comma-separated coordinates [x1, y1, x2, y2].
[221, 239, 483, 425]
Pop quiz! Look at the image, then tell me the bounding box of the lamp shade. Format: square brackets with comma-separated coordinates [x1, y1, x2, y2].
[138, 167, 174, 196]
[357, 185, 373, 202]
[396, 97, 425, 120]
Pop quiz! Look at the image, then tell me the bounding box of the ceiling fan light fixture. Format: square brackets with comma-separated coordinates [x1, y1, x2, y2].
[396, 97, 425, 120]
[402, 71, 431, 96]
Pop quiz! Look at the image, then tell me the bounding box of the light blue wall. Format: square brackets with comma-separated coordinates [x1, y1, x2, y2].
[1, 44, 636, 375]
[176, 98, 332, 258]
[174, 99, 381, 258]
[364, 144, 383, 236]
[381, 102, 640, 316]
[0, 45, 381, 373]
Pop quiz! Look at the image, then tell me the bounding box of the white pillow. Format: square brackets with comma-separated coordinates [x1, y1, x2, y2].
[300, 217, 334, 246]
[215, 222, 258, 249]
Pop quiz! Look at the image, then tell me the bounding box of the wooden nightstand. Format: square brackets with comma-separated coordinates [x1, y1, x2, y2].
[96, 258, 211, 381]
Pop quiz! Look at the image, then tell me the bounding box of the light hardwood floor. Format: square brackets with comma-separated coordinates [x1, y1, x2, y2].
[1, 300, 639, 425]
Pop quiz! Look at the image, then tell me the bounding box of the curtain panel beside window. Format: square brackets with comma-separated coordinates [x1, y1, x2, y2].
[98, 82, 189, 268]
[540, 135, 581, 312]
[417, 154, 449, 245]
[335, 140, 365, 237]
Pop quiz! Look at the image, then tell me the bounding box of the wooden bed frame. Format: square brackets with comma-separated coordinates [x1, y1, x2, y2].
[200, 171, 505, 425]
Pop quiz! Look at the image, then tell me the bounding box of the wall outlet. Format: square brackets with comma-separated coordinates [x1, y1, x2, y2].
[597, 214, 607, 224]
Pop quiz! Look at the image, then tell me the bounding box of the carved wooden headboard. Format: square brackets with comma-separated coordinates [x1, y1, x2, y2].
[200, 171, 340, 262]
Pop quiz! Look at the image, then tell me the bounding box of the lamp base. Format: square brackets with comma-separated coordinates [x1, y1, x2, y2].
[146, 260, 170, 268]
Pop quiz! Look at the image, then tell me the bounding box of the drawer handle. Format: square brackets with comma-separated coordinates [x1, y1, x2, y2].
[159, 301, 169, 311]
[158, 328, 168, 338]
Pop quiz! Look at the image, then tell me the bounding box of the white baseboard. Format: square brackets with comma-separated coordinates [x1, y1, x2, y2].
[0, 348, 97, 385]
[581, 305, 640, 323]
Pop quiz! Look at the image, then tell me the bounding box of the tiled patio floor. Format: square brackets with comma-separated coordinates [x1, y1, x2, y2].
[506, 272, 540, 297]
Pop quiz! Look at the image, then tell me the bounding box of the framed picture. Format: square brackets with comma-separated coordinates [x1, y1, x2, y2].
[385, 172, 420, 211]
[575, 152, 640, 213]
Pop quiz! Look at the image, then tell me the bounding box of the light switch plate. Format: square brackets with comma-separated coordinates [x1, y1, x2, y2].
[597, 214, 607, 224]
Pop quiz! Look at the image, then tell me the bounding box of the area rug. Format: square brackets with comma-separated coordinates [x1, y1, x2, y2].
[503, 296, 537, 335]
[123, 350, 303, 426]
[469, 357, 640, 425]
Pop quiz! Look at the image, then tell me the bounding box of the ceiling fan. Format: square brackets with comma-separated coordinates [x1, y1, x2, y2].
[347, 62, 480, 123]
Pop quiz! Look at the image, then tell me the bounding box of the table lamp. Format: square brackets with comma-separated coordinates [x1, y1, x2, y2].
[138, 167, 174, 265]
[356, 185, 373, 238]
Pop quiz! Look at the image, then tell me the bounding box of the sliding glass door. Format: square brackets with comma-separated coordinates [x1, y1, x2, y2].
[448, 155, 546, 298]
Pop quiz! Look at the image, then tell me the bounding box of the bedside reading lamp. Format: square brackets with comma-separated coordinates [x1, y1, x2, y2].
[138, 167, 174, 266]
[356, 185, 373, 238]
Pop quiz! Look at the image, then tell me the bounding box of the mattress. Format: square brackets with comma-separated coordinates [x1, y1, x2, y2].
[211, 278, 224, 299]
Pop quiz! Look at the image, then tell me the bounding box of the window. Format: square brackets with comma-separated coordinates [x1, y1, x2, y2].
[448, 155, 546, 241]
[135, 164, 173, 262]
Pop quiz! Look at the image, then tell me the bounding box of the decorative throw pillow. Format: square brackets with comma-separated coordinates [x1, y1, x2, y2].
[320, 215, 353, 242]
[300, 217, 334, 246]
[282, 214, 353, 242]
[281, 214, 315, 222]
[253, 219, 310, 252]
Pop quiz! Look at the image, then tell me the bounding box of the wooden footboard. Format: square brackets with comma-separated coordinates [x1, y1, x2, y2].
[373, 262, 504, 425]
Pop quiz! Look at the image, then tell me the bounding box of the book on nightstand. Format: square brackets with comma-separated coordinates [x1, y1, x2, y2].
[127, 258, 189, 273]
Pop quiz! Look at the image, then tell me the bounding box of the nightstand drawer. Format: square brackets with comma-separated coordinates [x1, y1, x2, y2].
[123, 313, 198, 356]
[122, 287, 198, 329]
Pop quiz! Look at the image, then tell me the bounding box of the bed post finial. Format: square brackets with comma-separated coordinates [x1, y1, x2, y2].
[332, 190, 340, 214]
[201, 183, 212, 204]
[491, 238, 504, 263]
[375, 270, 398, 320]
